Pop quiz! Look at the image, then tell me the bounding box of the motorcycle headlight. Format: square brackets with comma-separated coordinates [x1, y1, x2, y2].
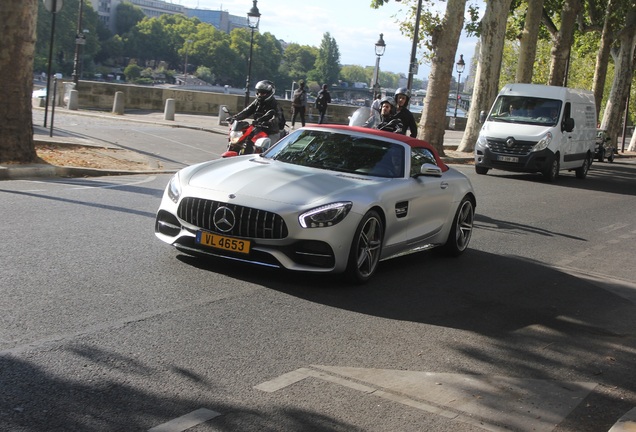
[299, 202, 353, 228]
[229, 131, 243, 144]
[532, 132, 552, 152]
[167, 173, 181, 203]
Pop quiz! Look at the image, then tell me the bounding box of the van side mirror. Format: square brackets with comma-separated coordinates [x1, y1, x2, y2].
[479, 110, 487, 123]
[563, 117, 575, 132]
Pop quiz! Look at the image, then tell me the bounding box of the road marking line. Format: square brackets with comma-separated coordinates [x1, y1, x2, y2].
[148, 408, 221, 432]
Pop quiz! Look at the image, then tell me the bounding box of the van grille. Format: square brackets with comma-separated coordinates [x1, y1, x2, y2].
[177, 197, 288, 239]
[487, 138, 536, 156]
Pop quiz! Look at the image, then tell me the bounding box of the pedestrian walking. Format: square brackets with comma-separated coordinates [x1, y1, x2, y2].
[315, 84, 332, 124]
[291, 80, 307, 128]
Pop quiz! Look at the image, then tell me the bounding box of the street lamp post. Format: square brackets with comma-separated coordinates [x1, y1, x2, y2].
[372, 33, 386, 100]
[453, 54, 465, 118]
[71, 0, 85, 87]
[244, 0, 261, 108]
[396, 0, 423, 92]
[183, 39, 192, 85]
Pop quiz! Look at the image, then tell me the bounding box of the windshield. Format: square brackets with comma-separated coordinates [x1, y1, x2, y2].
[264, 129, 405, 178]
[488, 96, 562, 126]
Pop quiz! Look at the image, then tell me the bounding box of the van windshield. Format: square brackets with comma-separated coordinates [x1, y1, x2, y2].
[488, 96, 563, 126]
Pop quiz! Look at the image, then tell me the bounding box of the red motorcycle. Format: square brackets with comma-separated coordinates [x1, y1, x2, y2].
[222, 109, 276, 158]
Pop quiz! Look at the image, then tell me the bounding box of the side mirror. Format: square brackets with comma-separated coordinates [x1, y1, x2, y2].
[563, 117, 575, 133]
[479, 110, 487, 123]
[419, 163, 442, 177]
[254, 137, 272, 151]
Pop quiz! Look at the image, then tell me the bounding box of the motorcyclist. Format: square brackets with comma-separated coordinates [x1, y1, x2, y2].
[375, 96, 403, 133]
[227, 80, 280, 153]
[394, 87, 418, 137]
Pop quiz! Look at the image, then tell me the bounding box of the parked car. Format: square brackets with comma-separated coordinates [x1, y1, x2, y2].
[32, 88, 47, 99]
[155, 125, 476, 283]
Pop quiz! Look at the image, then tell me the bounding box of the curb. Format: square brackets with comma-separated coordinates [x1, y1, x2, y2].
[0, 164, 176, 180]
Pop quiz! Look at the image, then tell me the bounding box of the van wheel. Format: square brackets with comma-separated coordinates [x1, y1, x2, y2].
[543, 155, 559, 182]
[575, 154, 590, 179]
[475, 166, 489, 175]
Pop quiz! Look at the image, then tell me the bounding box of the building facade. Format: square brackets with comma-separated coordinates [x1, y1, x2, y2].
[92, 0, 248, 34]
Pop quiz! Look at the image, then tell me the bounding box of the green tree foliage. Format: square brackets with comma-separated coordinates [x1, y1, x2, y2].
[115, 1, 145, 36]
[312, 32, 341, 86]
[124, 62, 142, 81]
[35, 0, 103, 75]
[281, 43, 318, 81]
[340, 65, 369, 85]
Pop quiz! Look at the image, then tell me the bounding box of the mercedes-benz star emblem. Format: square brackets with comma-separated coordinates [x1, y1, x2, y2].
[213, 206, 235, 233]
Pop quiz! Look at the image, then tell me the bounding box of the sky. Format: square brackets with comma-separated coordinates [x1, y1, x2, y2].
[170, 0, 480, 86]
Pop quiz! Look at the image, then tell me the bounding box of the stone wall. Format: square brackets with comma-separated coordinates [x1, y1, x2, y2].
[70, 80, 362, 125]
[46, 80, 468, 130]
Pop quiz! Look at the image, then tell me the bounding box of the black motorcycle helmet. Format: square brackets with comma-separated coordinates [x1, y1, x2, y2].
[379, 96, 397, 115]
[255, 80, 275, 102]
[394, 87, 411, 106]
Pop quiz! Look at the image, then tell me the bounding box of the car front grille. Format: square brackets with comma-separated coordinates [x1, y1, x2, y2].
[177, 197, 288, 239]
[487, 138, 536, 156]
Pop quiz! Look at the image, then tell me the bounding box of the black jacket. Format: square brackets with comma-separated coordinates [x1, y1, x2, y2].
[395, 108, 418, 138]
[234, 98, 280, 134]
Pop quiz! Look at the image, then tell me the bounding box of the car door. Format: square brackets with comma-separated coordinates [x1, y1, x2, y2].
[404, 148, 454, 244]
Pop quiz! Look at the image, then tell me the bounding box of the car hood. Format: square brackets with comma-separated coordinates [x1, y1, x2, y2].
[187, 157, 381, 206]
[481, 122, 552, 140]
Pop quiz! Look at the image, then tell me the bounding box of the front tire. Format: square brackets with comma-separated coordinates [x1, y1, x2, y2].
[441, 197, 474, 257]
[475, 166, 489, 175]
[346, 210, 383, 284]
[575, 154, 590, 179]
[543, 154, 559, 182]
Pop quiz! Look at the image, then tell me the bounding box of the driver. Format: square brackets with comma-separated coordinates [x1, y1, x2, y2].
[227, 80, 280, 153]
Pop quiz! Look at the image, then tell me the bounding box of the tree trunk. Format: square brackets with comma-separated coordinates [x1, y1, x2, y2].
[457, 0, 513, 153]
[600, 8, 636, 148]
[591, 0, 614, 118]
[547, 0, 582, 86]
[0, 0, 38, 163]
[516, 0, 544, 83]
[419, 0, 467, 156]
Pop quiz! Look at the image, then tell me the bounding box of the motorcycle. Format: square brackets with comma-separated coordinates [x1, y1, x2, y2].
[222, 107, 276, 158]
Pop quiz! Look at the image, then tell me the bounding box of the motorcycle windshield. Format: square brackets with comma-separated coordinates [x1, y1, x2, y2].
[349, 107, 380, 128]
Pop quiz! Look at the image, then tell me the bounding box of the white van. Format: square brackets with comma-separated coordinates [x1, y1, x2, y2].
[474, 84, 597, 181]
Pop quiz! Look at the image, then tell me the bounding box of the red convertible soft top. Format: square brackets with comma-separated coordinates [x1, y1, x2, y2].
[309, 124, 449, 172]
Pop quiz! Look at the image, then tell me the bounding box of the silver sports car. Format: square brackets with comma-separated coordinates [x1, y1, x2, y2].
[155, 125, 476, 283]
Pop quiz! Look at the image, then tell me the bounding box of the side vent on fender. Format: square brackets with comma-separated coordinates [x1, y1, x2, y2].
[395, 201, 408, 218]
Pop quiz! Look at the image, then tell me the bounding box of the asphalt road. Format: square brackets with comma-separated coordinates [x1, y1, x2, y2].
[1, 111, 635, 431]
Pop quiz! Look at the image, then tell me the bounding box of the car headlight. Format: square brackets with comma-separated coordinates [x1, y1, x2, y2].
[532, 132, 552, 152]
[167, 173, 181, 203]
[476, 134, 490, 149]
[299, 202, 353, 228]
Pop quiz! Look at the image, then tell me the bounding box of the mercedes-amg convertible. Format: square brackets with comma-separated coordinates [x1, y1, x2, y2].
[155, 125, 476, 283]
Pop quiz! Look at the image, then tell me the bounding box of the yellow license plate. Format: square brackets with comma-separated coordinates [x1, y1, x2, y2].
[196, 230, 251, 254]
